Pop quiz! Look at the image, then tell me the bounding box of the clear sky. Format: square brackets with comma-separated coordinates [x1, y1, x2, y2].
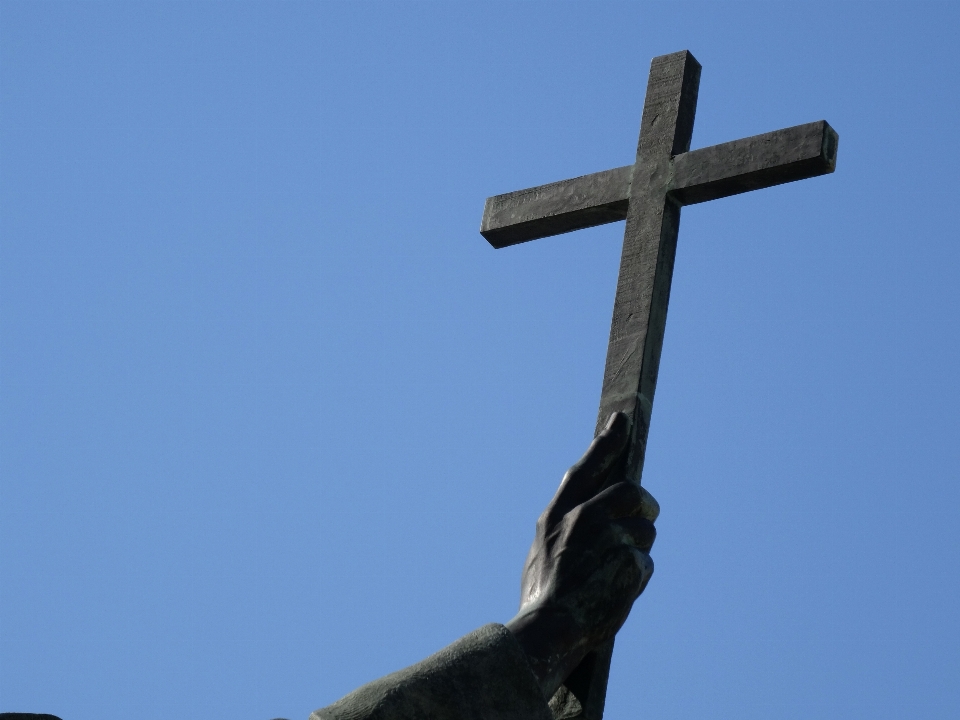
[2, 2, 959, 719]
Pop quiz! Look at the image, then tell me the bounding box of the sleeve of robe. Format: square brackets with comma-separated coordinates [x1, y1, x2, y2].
[310, 623, 555, 720]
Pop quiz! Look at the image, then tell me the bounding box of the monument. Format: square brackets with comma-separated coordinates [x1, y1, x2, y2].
[480, 49, 837, 719]
[311, 48, 838, 720]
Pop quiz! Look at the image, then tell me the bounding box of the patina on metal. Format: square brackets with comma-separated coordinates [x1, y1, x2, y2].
[481, 50, 838, 720]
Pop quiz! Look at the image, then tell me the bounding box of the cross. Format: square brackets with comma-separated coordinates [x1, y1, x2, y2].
[480, 50, 838, 720]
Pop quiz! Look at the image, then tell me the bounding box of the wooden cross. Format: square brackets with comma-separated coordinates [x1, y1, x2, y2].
[480, 50, 838, 720]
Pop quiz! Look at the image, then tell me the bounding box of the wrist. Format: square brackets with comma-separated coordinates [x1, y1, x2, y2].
[505, 603, 588, 700]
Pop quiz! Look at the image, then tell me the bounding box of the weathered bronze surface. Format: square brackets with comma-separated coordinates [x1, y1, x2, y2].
[480, 50, 837, 720]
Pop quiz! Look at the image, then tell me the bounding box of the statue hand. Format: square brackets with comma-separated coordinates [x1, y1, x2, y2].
[505, 412, 659, 700]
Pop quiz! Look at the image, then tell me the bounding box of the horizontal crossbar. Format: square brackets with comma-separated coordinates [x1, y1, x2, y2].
[480, 121, 838, 249]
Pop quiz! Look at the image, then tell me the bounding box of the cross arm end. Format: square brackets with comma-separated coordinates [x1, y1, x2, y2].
[480, 166, 633, 249]
[671, 120, 839, 206]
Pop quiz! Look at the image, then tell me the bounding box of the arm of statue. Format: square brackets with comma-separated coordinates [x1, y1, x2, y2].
[311, 412, 657, 720]
[506, 411, 658, 701]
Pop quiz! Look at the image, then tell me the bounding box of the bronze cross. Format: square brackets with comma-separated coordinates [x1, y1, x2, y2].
[480, 50, 838, 720]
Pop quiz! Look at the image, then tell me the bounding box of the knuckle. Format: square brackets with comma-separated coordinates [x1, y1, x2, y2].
[562, 464, 584, 485]
[625, 549, 654, 591]
[595, 482, 641, 513]
[639, 486, 660, 522]
[535, 512, 550, 534]
[576, 501, 604, 524]
[645, 524, 657, 548]
[612, 481, 642, 500]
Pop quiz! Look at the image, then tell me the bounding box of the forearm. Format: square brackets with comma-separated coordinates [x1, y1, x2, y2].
[312, 624, 554, 720]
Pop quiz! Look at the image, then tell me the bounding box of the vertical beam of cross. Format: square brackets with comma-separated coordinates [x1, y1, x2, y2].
[598, 50, 699, 485]
[479, 50, 837, 720]
[562, 51, 700, 720]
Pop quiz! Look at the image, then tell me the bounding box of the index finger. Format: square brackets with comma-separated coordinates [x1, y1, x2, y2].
[550, 412, 631, 518]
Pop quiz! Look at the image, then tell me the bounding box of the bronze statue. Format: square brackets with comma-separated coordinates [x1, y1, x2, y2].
[316, 48, 836, 719]
[313, 412, 658, 720]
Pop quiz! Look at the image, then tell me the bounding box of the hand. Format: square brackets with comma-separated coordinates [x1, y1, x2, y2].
[505, 412, 659, 700]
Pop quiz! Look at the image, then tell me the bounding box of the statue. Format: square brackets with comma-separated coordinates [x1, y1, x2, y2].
[313, 412, 659, 720]
[315, 48, 836, 720]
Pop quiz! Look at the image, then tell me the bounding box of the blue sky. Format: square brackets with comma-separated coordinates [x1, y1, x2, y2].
[2, 2, 959, 719]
